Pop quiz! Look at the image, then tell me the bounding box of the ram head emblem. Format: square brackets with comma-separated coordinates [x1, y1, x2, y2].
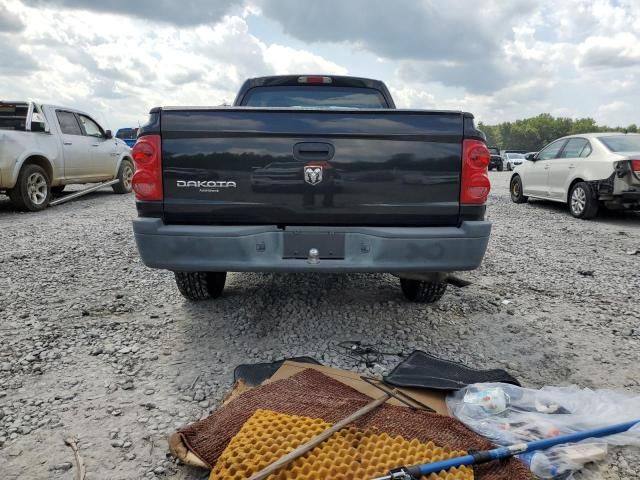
[304, 166, 323, 186]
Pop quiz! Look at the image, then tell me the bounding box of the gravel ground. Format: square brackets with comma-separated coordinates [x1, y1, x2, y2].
[0, 171, 639, 479]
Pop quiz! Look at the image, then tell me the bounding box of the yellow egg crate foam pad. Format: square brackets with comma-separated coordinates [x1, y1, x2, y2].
[210, 409, 473, 480]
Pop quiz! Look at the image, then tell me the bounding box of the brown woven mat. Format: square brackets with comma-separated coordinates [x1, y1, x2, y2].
[179, 369, 532, 480]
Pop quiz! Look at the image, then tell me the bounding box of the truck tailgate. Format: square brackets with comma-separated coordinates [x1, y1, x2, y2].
[160, 108, 464, 226]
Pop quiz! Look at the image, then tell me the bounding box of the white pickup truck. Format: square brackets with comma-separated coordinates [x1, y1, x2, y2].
[0, 101, 134, 211]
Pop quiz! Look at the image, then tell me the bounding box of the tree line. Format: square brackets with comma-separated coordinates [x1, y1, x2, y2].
[478, 114, 638, 152]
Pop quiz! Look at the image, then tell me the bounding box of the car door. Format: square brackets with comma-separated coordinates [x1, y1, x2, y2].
[77, 114, 117, 178]
[55, 110, 91, 179]
[548, 138, 591, 200]
[525, 139, 566, 197]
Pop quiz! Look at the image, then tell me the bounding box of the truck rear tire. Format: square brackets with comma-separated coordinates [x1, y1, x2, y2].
[174, 272, 226, 300]
[9, 164, 51, 211]
[112, 159, 134, 194]
[400, 278, 447, 303]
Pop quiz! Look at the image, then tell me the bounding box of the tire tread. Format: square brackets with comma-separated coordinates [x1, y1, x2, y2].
[9, 164, 51, 211]
[174, 272, 226, 300]
[400, 278, 448, 303]
[112, 159, 133, 194]
[570, 182, 599, 219]
[510, 175, 528, 204]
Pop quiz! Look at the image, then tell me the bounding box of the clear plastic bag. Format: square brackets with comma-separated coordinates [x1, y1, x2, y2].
[518, 442, 608, 478]
[446, 383, 640, 478]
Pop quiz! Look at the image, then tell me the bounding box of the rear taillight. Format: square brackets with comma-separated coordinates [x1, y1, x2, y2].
[131, 134, 162, 201]
[461, 139, 491, 204]
[631, 160, 640, 171]
[298, 76, 332, 84]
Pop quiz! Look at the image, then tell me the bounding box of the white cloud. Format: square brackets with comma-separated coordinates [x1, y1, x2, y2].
[596, 100, 635, 126]
[389, 88, 436, 110]
[262, 44, 347, 75]
[0, 1, 348, 128]
[578, 33, 640, 69]
[1, 0, 639, 129]
[0, 2, 25, 32]
[599, 101, 626, 113]
[29, 0, 241, 26]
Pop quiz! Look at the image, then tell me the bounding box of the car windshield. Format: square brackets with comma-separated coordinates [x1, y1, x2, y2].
[599, 135, 640, 152]
[241, 86, 388, 108]
[488, 148, 500, 155]
[508, 153, 525, 159]
[116, 129, 137, 140]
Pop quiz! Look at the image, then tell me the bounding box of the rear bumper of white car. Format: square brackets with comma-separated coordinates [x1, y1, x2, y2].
[595, 169, 640, 208]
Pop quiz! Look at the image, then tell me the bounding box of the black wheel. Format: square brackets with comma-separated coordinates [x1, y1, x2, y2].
[174, 272, 227, 300]
[112, 159, 134, 194]
[9, 164, 51, 211]
[498, 164, 504, 172]
[510, 175, 528, 203]
[569, 182, 599, 219]
[400, 278, 448, 303]
[51, 185, 65, 195]
[507, 162, 513, 171]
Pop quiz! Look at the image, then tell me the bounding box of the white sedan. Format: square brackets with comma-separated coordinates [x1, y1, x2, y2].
[509, 133, 640, 219]
[504, 152, 526, 171]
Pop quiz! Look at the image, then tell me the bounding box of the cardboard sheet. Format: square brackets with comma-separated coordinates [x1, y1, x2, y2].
[268, 361, 449, 415]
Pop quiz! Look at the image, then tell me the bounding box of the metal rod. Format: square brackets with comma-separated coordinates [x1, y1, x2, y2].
[50, 180, 118, 206]
[249, 393, 391, 480]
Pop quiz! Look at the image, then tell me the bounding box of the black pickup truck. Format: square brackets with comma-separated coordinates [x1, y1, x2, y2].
[131, 75, 491, 303]
[488, 146, 504, 171]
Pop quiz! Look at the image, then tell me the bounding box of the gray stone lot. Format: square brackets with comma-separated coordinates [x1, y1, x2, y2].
[0, 171, 638, 479]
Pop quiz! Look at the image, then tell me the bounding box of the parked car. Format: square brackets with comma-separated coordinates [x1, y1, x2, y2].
[115, 127, 138, 147]
[0, 101, 134, 211]
[504, 152, 526, 171]
[131, 75, 492, 303]
[510, 133, 640, 219]
[502, 149, 527, 155]
[488, 146, 503, 171]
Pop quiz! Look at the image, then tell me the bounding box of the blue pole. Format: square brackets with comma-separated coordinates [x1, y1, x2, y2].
[408, 419, 640, 476]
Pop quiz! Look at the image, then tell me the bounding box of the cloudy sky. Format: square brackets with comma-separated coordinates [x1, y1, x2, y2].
[1, 0, 639, 130]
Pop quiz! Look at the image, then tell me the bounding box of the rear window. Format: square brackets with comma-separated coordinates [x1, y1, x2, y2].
[599, 135, 640, 152]
[116, 128, 138, 140]
[241, 86, 388, 108]
[0, 103, 29, 130]
[488, 147, 500, 155]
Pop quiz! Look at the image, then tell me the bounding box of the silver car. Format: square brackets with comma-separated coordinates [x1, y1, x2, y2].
[0, 101, 133, 211]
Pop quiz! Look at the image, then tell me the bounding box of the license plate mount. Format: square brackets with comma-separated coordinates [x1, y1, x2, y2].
[283, 231, 345, 259]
